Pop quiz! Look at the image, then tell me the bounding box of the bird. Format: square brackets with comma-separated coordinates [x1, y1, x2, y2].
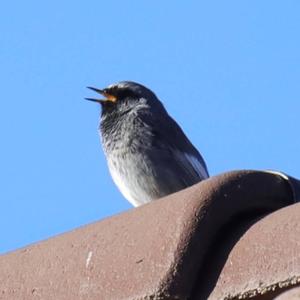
[86, 81, 209, 207]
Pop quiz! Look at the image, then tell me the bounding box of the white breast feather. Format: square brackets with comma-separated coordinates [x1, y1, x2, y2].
[108, 165, 141, 207]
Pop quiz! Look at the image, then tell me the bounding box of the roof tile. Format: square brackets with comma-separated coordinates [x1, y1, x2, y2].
[0, 170, 299, 299]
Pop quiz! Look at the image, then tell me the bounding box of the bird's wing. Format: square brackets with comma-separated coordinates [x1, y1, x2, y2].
[139, 108, 209, 186]
[178, 151, 209, 180]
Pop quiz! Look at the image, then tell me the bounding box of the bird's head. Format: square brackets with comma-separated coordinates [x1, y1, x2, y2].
[86, 81, 163, 114]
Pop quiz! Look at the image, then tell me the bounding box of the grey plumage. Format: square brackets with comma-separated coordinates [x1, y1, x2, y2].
[87, 81, 209, 206]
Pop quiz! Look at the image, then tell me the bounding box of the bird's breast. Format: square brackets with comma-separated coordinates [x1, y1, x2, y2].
[100, 114, 152, 154]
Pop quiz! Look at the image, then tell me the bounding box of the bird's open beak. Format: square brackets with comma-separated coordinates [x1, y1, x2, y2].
[85, 87, 117, 103]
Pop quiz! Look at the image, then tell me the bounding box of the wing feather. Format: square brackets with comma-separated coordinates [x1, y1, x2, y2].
[138, 107, 209, 189]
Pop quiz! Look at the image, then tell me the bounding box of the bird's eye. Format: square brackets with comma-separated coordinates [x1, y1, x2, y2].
[116, 89, 133, 99]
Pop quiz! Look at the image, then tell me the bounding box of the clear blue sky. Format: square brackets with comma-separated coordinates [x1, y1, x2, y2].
[1, 1, 300, 254]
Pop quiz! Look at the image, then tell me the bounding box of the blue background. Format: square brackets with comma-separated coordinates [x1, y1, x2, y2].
[1, 1, 299, 253]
